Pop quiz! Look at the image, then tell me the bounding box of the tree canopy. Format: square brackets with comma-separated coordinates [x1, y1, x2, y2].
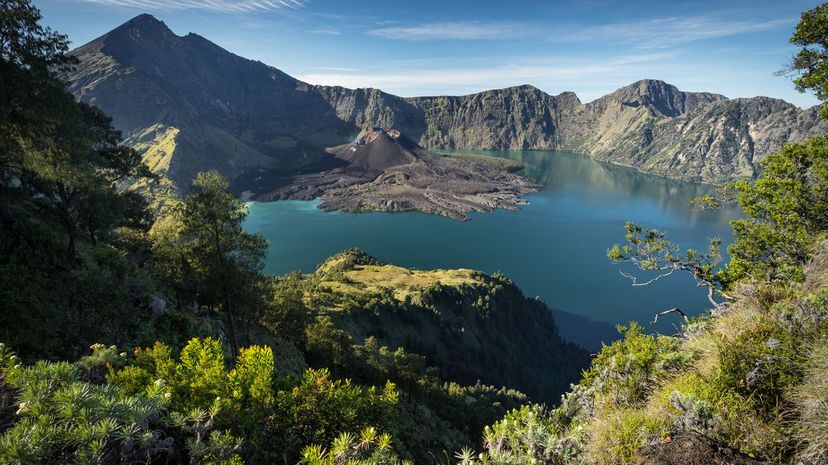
[788, 2, 828, 116]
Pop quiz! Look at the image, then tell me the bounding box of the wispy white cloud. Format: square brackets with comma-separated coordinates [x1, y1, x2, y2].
[312, 66, 357, 72]
[367, 15, 792, 48]
[573, 16, 793, 49]
[76, 0, 308, 13]
[367, 21, 528, 41]
[296, 52, 678, 98]
[309, 27, 341, 35]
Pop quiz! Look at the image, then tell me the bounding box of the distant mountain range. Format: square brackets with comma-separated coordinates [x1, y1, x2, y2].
[67, 14, 828, 190]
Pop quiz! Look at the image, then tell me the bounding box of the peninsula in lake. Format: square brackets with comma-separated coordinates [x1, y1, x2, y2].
[250, 128, 535, 220]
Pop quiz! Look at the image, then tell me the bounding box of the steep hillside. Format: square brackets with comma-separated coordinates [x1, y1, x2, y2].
[563, 83, 827, 183]
[66, 14, 828, 195]
[66, 14, 355, 188]
[282, 249, 590, 403]
[406, 85, 569, 149]
[470, 134, 828, 465]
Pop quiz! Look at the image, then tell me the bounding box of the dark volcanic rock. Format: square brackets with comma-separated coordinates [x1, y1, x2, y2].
[329, 129, 419, 171]
[255, 128, 536, 221]
[637, 433, 779, 465]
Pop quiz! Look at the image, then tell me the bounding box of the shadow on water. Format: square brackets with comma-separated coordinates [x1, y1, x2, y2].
[550, 309, 618, 352]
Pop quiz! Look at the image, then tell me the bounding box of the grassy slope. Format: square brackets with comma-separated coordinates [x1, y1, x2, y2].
[526, 241, 828, 465]
[288, 249, 590, 403]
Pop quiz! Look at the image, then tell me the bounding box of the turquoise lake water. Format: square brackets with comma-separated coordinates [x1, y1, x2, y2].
[243, 150, 741, 349]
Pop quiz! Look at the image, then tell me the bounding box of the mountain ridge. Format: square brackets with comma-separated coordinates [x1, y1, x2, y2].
[66, 14, 828, 191]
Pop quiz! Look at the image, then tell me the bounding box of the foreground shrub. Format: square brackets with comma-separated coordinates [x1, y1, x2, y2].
[585, 408, 664, 465]
[481, 404, 581, 465]
[792, 340, 828, 465]
[0, 347, 170, 464]
[301, 427, 410, 465]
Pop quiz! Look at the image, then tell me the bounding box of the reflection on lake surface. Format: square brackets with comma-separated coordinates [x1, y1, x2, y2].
[243, 150, 741, 349]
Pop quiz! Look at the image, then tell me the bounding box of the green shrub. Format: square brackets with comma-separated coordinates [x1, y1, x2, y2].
[714, 316, 805, 418]
[268, 369, 398, 460]
[481, 404, 580, 465]
[586, 408, 665, 465]
[582, 323, 692, 410]
[792, 340, 828, 465]
[301, 427, 409, 465]
[0, 349, 170, 465]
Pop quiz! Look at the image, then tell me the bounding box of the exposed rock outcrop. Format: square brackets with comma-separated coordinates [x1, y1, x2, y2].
[638, 433, 780, 465]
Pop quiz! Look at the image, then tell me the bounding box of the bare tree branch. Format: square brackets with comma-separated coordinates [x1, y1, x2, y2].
[619, 267, 678, 286]
[608, 222, 730, 309]
[650, 307, 689, 325]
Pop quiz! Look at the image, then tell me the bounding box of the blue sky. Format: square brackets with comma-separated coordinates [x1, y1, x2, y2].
[36, 0, 823, 107]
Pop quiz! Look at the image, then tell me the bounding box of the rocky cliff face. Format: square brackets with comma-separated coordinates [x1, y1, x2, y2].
[560, 82, 827, 183]
[585, 79, 727, 117]
[67, 14, 827, 191]
[407, 85, 568, 149]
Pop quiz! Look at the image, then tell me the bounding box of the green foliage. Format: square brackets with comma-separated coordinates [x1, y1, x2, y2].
[792, 339, 828, 465]
[301, 428, 410, 465]
[229, 345, 275, 410]
[261, 272, 311, 346]
[608, 222, 726, 307]
[269, 368, 398, 459]
[582, 323, 692, 410]
[727, 136, 828, 283]
[596, 132, 828, 462]
[787, 2, 828, 117]
[0, 0, 76, 174]
[305, 315, 354, 369]
[102, 337, 406, 464]
[481, 404, 580, 465]
[108, 338, 275, 420]
[585, 408, 664, 465]
[714, 319, 805, 417]
[591, 24, 828, 460]
[293, 253, 588, 403]
[0, 0, 159, 359]
[18, 77, 151, 257]
[153, 171, 267, 355]
[0, 347, 171, 465]
[175, 338, 231, 412]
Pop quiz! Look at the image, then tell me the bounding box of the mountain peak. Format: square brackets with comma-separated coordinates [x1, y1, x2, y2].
[629, 78, 671, 88]
[70, 12, 177, 59]
[555, 91, 582, 109]
[113, 13, 172, 37]
[125, 13, 163, 25]
[588, 79, 726, 117]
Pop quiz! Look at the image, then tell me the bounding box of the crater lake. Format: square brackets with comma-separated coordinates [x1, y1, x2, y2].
[243, 150, 741, 349]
